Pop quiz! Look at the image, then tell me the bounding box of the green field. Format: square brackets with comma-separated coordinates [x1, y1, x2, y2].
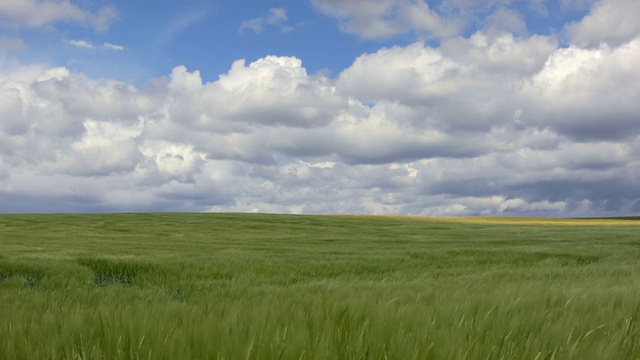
[1, 213, 640, 359]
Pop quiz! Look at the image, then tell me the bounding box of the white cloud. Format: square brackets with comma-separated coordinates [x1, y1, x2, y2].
[166, 56, 345, 133]
[0, 0, 117, 31]
[522, 37, 640, 139]
[103, 42, 124, 51]
[483, 6, 528, 36]
[1, 26, 639, 216]
[311, 0, 463, 39]
[337, 33, 557, 135]
[566, 0, 640, 47]
[240, 8, 290, 34]
[43, 119, 143, 176]
[68, 39, 93, 49]
[67, 40, 125, 51]
[140, 142, 206, 183]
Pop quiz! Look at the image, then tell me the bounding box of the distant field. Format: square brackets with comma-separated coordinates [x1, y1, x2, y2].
[1, 213, 640, 359]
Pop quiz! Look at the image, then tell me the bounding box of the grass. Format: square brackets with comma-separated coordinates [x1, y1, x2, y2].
[1, 213, 639, 359]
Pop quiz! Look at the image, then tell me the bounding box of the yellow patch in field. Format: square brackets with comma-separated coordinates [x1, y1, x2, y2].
[333, 215, 640, 226]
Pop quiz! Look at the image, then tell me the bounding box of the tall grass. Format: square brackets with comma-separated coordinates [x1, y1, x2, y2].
[1, 213, 639, 359]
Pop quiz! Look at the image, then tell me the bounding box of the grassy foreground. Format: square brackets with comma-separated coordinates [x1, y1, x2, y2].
[1, 213, 640, 359]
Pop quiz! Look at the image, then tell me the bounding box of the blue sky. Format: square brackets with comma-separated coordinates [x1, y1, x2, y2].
[1, 0, 640, 216]
[3, 0, 592, 82]
[5, 0, 407, 82]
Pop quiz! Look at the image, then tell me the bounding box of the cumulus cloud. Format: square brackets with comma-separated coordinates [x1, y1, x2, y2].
[566, 0, 640, 47]
[337, 33, 558, 136]
[311, 0, 463, 39]
[1, 0, 640, 216]
[521, 37, 640, 140]
[165, 56, 345, 134]
[0, 0, 117, 31]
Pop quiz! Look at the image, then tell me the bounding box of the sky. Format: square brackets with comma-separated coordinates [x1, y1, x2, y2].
[0, 0, 639, 217]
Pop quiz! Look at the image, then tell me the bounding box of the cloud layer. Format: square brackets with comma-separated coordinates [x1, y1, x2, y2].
[1, 0, 639, 216]
[0, 0, 117, 31]
[311, 0, 462, 39]
[240, 8, 291, 34]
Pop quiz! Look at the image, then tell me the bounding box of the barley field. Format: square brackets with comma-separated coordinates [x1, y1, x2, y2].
[1, 213, 639, 359]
